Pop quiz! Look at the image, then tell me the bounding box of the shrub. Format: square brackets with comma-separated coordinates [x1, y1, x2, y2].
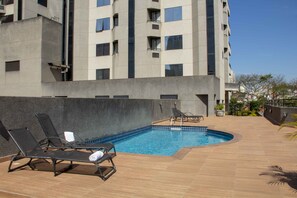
[249, 100, 261, 112]
[215, 103, 224, 111]
[279, 114, 297, 140]
[241, 110, 250, 116]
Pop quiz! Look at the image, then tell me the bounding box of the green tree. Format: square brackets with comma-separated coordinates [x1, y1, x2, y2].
[237, 74, 273, 99]
[288, 78, 297, 98]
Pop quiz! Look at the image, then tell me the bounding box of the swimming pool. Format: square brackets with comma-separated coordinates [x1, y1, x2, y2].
[93, 126, 233, 156]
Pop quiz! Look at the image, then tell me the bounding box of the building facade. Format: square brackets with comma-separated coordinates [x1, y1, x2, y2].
[0, 0, 235, 116]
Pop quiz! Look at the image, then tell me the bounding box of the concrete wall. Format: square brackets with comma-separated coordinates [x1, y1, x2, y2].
[264, 105, 297, 125]
[0, 96, 178, 157]
[1, 0, 63, 24]
[0, 17, 62, 96]
[22, 0, 63, 23]
[42, 75, 220, 116]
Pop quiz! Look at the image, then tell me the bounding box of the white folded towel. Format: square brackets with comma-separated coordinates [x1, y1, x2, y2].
[64, 131, 75, 142]
[89, 151, 104, 162]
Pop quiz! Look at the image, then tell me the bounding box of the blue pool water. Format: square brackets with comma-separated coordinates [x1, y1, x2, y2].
[94, 126, 233, 156]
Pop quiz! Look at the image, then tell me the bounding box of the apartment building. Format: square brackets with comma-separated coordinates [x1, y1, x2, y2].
[71, 0, 232, 80]
[0, 0, 235, 115]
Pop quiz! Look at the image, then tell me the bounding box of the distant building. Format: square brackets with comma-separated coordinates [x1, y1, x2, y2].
[0, 0, 236, 116]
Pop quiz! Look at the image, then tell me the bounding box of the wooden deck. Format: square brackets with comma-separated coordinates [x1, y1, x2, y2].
[1, 116, 297, 197]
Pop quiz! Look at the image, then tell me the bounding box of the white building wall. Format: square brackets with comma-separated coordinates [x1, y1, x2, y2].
[112, 0, 129, 79]
[88, 0, 113, 80]
[196, 0, 208, 75]
[134, 0, 160, 78]
[22, 0, 63, 23]
[72, 0, 90, 81]
[161, 0, 194, 77]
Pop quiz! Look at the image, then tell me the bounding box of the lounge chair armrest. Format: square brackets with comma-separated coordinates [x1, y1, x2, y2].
[46, 136, 70, 144]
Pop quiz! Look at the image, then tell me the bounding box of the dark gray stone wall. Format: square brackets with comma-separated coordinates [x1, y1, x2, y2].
[264, 105, 297, 125]
[0, 97, 178, 157]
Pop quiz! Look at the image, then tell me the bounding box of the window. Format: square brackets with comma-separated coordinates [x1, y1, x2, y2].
[37, 0, 47, 7]
[165, 64, 183, 77]
[165, 6, 182, 22]
[96, 69, 110, 80]
[95, 95, 110, 99]
[113, 95, 129, 99]
[206, 0, 216, 75]
[97, 0, 110, 7]
[148, 37, 161, 51]
[5, 60, 20, 72]
[96, 43, 110, 56]
[96, 18, 110, 32]
[113, 40, 118, 54]
[160, 95, 178, 100]
[113, 14, 118, 27]
[165, 35, 183, 50]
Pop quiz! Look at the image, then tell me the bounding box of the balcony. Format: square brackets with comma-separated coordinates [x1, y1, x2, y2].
[224, 44, 231, 59]
[147, 36, 161, 59]
[147, 0, 160, 10]
[146, 22, 161, 37]
[112, 26, 120, 41]
[224, 34, 229, 48]
[223, 11, 229, 25]
[223, 22, 231, 36]
[223, 0, 230, 16]
[112, 0, 120, 14]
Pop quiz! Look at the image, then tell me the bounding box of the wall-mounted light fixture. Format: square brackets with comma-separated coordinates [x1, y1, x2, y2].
[48, 62, 70, 74]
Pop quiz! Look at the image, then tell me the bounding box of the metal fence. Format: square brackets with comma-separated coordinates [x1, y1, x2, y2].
[267, 99, 297, 107]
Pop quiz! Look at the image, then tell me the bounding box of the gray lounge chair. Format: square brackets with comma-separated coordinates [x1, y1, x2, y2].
[8, 128, 116, 180]
[35, 113, 116, 156]
[171, 108, 204, 122]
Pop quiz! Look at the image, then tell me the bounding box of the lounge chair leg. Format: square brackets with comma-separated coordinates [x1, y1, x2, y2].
[8, 152, 33, 172]
[52, 159, 57, 176]
[96, 157, 117, 181]
[113, 147, 117, 156]
[52, 159, 74, 177]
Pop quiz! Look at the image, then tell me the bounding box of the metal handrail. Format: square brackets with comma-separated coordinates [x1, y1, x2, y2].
[267, 99, 297, 107]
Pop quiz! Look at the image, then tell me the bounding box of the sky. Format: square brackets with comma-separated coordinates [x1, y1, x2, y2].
[229, 0, 297, 81]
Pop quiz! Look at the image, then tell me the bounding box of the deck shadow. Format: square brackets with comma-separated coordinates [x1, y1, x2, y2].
[260, 165, 297, 193]
[11, 159, 115, 180]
